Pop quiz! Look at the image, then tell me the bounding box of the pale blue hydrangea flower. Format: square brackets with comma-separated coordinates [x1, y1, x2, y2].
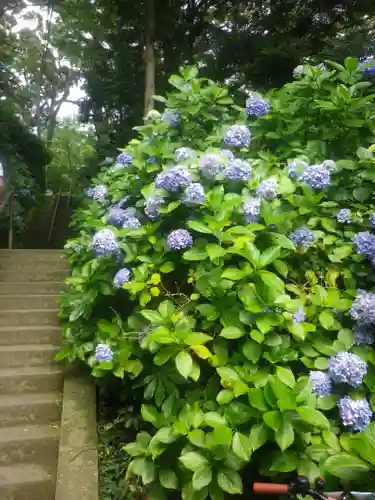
[289, 226, 315, 249]
[117, 152, 132, 165]
[117, 196, 130, 209]
[107, 207, 128, 227]
[198, 154, 226, 179]
[337, 209, 353, 223]
[369, 213, 375, 227]
[354, 232, 375, 258]
[287, 159, 308, 180]
[338, 396, 372, 432]
[183, 183, 206, 205]
[104, 156, 113, 164]
[310, 371, 332, 396]
[167, 229, 193, 250]
[350, 290, 375, 325]
[301, 164, 331, 189]
[95, 344, 114, 362]
[146, 155, 157, 164]
[328, 352, 367, 387]
[225, 159, 252, 181]
[87, 184, 108, 203]
[293, 65, 304, 78]
[354, 325, 373, 345]
[246, 95, 270, 117]
[256, 179, 278, 200]
[113, 268, 131, 288]
[243, 198, 261, 223]
[123, 216, 141, 229]
[174, 147, 195, 163]
[293, 307, 306, 323]
[359, 56, 375, 78]
[224, 125, 251, 148]
[155, 166, 192, 192]
[220, 149, 234, 160]
[163, 109, 181, 127]
[144, 196, 164, 219]
[92, 229, 118, 256]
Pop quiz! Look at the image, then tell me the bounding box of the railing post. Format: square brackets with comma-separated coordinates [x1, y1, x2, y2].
[8, 194, 13, 249]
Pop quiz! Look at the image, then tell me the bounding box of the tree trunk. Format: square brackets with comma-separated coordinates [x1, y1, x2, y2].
[143, 0, 155, 116]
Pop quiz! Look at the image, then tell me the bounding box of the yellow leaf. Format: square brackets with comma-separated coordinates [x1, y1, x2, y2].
[150, 287, 160, 296]
[191, 345, 212, 359]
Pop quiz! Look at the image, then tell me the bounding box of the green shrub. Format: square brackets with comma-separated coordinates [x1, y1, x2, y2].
[61, 59, 375, 498]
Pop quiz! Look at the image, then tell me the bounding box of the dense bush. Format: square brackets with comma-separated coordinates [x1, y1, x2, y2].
[61, 59, 375, 498]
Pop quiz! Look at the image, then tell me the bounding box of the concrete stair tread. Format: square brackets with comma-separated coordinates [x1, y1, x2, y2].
[2, 294, 62, 298]
[0, 365, 61, 377]
[0, 325, 61, 332]
[0, 462, 53, 485]
[0, 344, 58, 352]
[0, 423, 60, 444]
[0, 309, 60, 313]
[0, 392, 60, 407]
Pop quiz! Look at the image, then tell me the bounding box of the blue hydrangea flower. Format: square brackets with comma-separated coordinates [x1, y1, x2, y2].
[293, 307, 306, 323]
[95, 344, 114, 362]
[246, 95, 270, 117]
[116, 196, 130, 209]
[301, 164, 331, 189]
[338, 396, 372, 432]
[107, 207, 129, 227]
[256, 179, 278, 200]
[243, 198, 261, 224]
[354, 232, 375, 258]
[369, 213, 375, 227]
[359, 57, 375, 78]
[167, 229, 193, 251]
[310, 371, 332, 396]
[144, 196, 164, 219]
[122, 216, 141, 229]
[87, 184, 108, 203]
[155, 166, 192, 192]
[113, 268, 131, 288]
[289, 226, 315, 249]
[337, 209, 353, 224]
[287, 159, 308, 180]
[163, 109, 181, 127]
[350, 290, 375, 325]
[354, 325, 373, 345]
[198, 154, 226, 179]
[117, 152, 132, 165]
[225, 159, 252, 181]
[328, 352, 367, 387]
[183, 183, 205, 205]
[146, 155, 157, 164]
[224, 125, 251, 148]
[92, 229, 118, 256]
[174, 147, 195, 163]
[220, 149, 234, 160]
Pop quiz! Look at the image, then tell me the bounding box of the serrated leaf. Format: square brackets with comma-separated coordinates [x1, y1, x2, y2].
[193, 466, 213, 491]
[324, 454, 369, 479]
[232, 432, 252, 461]
[297, 407, 329, 429]
[179, 452, 208, 471]
[259, 270, 285, 294]
[217, 468, 243, 494]
[276, 419, 294, 451]
[159, 469, 178, 489]
[175, 351, 193, 378]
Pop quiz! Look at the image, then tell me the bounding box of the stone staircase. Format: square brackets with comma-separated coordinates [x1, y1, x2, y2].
[0, 249, 68, 500]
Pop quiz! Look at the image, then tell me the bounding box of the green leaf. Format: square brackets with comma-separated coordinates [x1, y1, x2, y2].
[297, 407, 329, 429]
[179, 452, 208, 472]
[263, 411, 282, 431]
[217, 468, 243, 494]
[188, 429, 206, 448]
[184, 332, 212, 345]
[259, 246, 281, 267]
[259, 271, 285, 294]
[271, 233, 295, 250]
[188, 220, 213, 234]
[142, 460, 156, 484]
[159, 469, 178, 489]
[217, 389, 234, 405]
[221, 268, 245, 280]
[276, 366, 295, 388]
[324, 454, 370, 480]
[183, 248, 208, 261]
[248, 388, 269, 411]
[319, 310, 335, 329]
[249, 423, 268, 451]
[276, 418, 294, 451]
[243, 340, 262, 363]
[175, 351, 193, 378]
[206, 244, 226, 260]
[158, 300, 175, 319]
[160, 261, 175, 273]
[220, 326, 244, 339]
[204, 412, 227, 428]
[193, 466, 213, 491]
[141, 310, 163, 324]
[297, 459, 321, 482]
[232, 432, 252, 461]
[141, 404, 160, 426]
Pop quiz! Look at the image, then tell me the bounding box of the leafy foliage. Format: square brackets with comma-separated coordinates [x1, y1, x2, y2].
[62, 61, 375, 497]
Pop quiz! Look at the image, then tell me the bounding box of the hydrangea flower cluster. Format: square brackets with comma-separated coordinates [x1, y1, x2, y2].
[167, 229, 193, 251]
[359, 56, 375, 78]
[95, 344, 114, 362]
[225, 159, 252, 181]
[155, 166, 192, 192]
[310, 371, 332, 396]
[287, 159, 308, 180]
[107, 207, 128, 227]
[293, 307, 306, 323]
[144, 196, 164, 219]
[350, 289, 375, 325]
[183, 183, 206, 205]
[245, 95, 270, 117]
[174, 147, 195, 162]
[87, 184, 108, 203]
[338, 396, 372, 432]
[256, 178, 278, 200]
[117, 196, 130, 208]
[369, 212, 375, 227]
[163, 109, 181, 127]
[289, 226, 315, 249]
[336, 208, 353, 224]
[354, 325, 374, 345]
[113, 268, 131, 288]
[300, 164, 331, 189]
[243, 198, 261, 224]
[354, 231, 375, 259]
[92, 229, 118, 256]
[328, 352, 367, 387]
[223, 125, 251, 148]
[198, 154, 225, 179]
[220, 149, 234, 160]
[117, 151, 132, 165]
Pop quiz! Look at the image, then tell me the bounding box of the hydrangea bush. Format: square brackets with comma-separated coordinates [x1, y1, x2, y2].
[61, 60, 375, 498]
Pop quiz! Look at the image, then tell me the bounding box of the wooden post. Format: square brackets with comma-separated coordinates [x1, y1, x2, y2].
[8, 194, 13, 250]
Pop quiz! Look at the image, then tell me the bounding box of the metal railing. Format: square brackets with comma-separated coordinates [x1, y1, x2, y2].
[0, 189, 14, 249]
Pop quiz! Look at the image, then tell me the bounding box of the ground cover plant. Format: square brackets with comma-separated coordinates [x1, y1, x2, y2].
[60, 58, 375, 498]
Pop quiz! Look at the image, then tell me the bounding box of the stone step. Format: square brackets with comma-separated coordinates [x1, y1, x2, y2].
[0, 250, 65, 259]
[0, 423, 59, 467]
[0, 345, 59, 368]
[0, 295, 61, 310]
[0, 310, 60, 328]
[0, 463, 55, 500]
[0, 366, 63, 395]
[0, 326, 62, 346]
[0, 393, 61, 427]
[0, 270, 69, 282]
[0, 259, 69, 271]
[0, 282, 65, 295]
